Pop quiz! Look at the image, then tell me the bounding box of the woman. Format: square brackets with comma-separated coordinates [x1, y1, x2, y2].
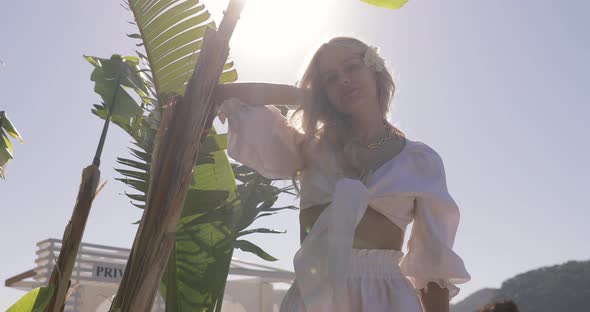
[214, 37, 470, 312]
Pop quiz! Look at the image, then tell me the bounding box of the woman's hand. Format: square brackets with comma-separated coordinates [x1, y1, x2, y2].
[420, 282, 450, 312]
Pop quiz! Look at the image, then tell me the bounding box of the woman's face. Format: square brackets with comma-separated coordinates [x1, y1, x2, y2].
[317, 44, 380, 116]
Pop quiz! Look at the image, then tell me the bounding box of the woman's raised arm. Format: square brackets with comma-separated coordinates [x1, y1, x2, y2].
[213, 82, 306, 107]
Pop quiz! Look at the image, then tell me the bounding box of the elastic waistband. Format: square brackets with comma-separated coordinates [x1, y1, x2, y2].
[349, 249, 404, 278]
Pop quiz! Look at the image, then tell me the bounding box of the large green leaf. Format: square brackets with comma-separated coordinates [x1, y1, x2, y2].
[126, 0, 237, 100]
[0, 111, 23, 179]
[361, 0, 408, 9]
[7, 287, 53, 312]
[85, 55, 146, 120]
[161, 127, 242, 311]
[163, 200, 234, 310]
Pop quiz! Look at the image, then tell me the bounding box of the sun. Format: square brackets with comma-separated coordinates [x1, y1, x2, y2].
[230, 0, 335, 62]
[239, 0, 322, 33]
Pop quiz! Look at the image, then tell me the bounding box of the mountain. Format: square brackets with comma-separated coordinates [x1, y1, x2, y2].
[452, 288, 498, 312]
[452, 260, 590, 312]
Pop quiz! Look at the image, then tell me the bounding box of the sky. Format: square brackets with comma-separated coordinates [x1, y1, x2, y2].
[1, 0, 589, 309]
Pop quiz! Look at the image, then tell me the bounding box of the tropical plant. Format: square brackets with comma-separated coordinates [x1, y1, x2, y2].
[160, 162, 296, 311]
[0, 111, 24, 179]
[86, 0, 291, 310]
[231, 163, 298, 262]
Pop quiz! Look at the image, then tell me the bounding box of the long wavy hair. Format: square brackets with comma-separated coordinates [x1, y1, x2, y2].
[291, 37, 397, 171]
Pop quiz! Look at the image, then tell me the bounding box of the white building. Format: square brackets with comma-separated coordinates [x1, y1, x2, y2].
[5, 238, 294, 312]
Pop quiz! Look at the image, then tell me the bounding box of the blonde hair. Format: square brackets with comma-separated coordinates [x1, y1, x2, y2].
[291, 37, 397, 170]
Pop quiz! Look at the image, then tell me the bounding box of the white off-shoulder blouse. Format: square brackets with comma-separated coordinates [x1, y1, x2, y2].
[218, 98, 471, 301]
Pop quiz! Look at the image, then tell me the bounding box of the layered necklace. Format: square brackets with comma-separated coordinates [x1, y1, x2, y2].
[365, 121, 403, 149]
[342, 121, 405, 179]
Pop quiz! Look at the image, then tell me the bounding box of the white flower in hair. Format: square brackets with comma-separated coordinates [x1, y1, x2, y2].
[363, 46, 386, 72]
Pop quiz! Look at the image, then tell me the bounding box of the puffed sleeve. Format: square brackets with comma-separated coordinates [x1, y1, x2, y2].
[399, 144, 470, 299]
[218, 97, 304, 179]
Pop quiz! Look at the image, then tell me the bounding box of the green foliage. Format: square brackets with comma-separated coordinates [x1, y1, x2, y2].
[160, 163, 295, 310]
[7, 287, 53, 312]
[116, 1, 243, 309]
[85, 55, 148, 115]
[87, 53, 237, 310]
[85, 55, 149, 139]
[87, 1, 294, 310]
[361, 0, 408, 9]
[232, 163, 297, 259]
[0, 111, 24, 179]
[124, 0, 237, 101]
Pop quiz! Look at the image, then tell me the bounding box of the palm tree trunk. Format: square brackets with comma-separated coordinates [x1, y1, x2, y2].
[45, 164, 100, 312]
[110, 1, 245, 311]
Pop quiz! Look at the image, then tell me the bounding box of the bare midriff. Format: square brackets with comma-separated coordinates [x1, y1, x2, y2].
[299, 203, 404, 250]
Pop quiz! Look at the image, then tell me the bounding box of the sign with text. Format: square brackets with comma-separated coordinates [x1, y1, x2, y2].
[92, 262, 126, 282]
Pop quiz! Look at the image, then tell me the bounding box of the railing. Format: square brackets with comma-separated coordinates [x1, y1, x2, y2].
[32, 239, 164, 312]
[7, 238, 294, 312]
[34, 239, 130, 284]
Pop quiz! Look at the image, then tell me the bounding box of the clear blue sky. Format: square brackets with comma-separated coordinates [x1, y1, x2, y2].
[1, 0, 588, 309]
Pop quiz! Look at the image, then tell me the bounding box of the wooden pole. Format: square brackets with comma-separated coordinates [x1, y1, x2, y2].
[110, 1, 245, 311]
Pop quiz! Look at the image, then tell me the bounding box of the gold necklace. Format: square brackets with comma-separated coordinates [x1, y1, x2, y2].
[366, 122, 399, 149]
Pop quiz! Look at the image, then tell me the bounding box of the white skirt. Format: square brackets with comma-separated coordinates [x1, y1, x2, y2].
[280, 249, 423, 312]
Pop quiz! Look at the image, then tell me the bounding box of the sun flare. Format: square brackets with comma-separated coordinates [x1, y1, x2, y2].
[232, 0, 335, 59]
